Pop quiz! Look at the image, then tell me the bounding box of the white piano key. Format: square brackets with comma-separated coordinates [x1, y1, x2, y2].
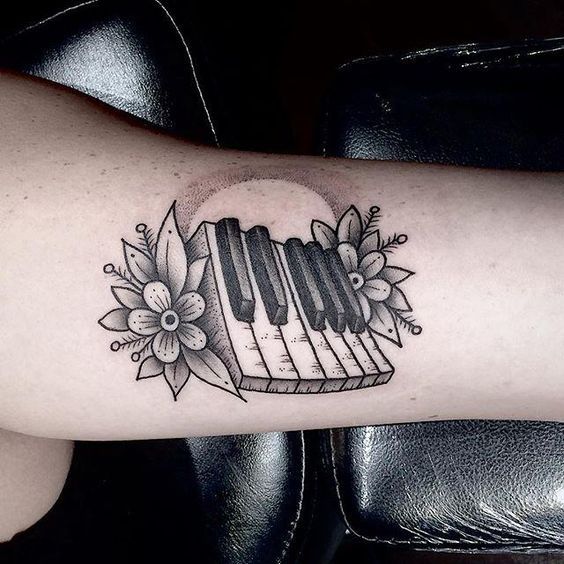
[358, 330, 394, 384]
[341, 330, 379, 374]
[240, 232, 300, 392]
[205, 224, 270, 385]
[320, 329, 364, 382]
[275, 242, 347, 386]
[271, 241, 326, 391]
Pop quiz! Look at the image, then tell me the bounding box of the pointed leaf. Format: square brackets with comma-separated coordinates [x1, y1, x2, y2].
[183, 348, 243, 399]
[379, 266, 414, 285]
[98, 308, 129, 331]
[156, 202, 188, 301]
[337, 206, 362, 248]
[111, 286, 145, 309]
[137, 356, 164, 380]
[123, 240, 157, 284]
[164, 358, 191, 399]
[185, 256, 209, 292]
[311, 220, 337, 249]
[386, 286, 412, 311]
[368, 302, 402, 347]
[358, 230, 381, 259]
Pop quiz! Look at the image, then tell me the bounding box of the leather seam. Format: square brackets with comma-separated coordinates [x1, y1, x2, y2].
[2, 0, 100, 39]
[151, 0, 220, 147]
[276, 430, 306, 564]
[329, 428, 381, 542]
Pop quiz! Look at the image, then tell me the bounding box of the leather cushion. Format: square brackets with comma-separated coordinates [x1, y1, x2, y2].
[328, 421, 564, 548]
[320, 37, 564, 171]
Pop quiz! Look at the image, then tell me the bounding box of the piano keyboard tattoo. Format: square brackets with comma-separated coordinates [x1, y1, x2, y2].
[98, 202, 422, 400]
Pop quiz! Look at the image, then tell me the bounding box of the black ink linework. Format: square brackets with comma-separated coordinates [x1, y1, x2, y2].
[99, 202, 421, 401]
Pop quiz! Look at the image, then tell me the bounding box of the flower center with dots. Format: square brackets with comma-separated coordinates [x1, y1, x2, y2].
[348, 271, 365, 291]
[160, 309, 180, 331]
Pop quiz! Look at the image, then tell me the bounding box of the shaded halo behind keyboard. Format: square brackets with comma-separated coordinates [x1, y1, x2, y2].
[186, 219, 394, 394]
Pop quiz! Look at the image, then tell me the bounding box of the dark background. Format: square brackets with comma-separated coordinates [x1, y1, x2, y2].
[2, 0, 564, 153]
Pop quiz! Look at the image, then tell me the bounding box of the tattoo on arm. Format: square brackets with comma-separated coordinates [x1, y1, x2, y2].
[98, 201, 422, 401]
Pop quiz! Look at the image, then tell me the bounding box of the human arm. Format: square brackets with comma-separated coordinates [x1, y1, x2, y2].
[1, 70, 563, 439]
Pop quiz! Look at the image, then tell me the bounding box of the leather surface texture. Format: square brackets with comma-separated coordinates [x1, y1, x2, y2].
[328, 421, 564, 550]
[320, 37, 564, 171]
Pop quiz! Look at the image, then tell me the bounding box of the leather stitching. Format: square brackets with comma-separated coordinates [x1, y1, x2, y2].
[3, 0, 100, 39]
[276, 430, 306, 564]
[152, 0, 220, 147]
[329, 427, 381, 542]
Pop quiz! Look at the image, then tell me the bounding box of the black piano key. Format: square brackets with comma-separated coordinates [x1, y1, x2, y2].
[283, 238, 326, 331]
[215, 218, 255, 322]
[304, 242, 347, 332]
[247, 225, 288, 325]
[324, 249, 366, 333]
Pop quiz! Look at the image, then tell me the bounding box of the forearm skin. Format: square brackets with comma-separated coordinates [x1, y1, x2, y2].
[1, 71, 563, 439]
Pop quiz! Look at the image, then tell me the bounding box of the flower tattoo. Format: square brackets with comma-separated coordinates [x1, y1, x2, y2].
[99, 203, 240, 400]
[312, 205, 421, 347]
[100, 200, 421, 400]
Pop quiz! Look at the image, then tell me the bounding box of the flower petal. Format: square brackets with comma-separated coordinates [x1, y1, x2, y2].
[362, 278, 392, 302]
[127, 309, 160, 336]
[386, 286, 412, 311]
[356, 291, 371, 322]
[178, 323, 207, 351]
[337, 206, 362, 248]
[137, 356, 164, 380]
[111, 286, 145, 310]
[156, 203, 188, 302]
[143, 281, 172, 313]
[164, 358, 191, 399]
[368, 302, 401, 347]
[379, 266, 414, 285]
[311, 220, 337, 249]
[358, 230, 381, 259]
[359, 251, 386, 279]
[183, 348, 243, 399]
[337, 242, 358, 273]
[152, 330, 180, 363]
[98, 308, 129, 331]
[185, 256, 209, 292]
[175, 291, 206, 323]
[123, 240, 157, 284]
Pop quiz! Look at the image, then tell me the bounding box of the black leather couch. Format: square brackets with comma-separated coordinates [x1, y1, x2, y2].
[1, 2, 563, 563]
